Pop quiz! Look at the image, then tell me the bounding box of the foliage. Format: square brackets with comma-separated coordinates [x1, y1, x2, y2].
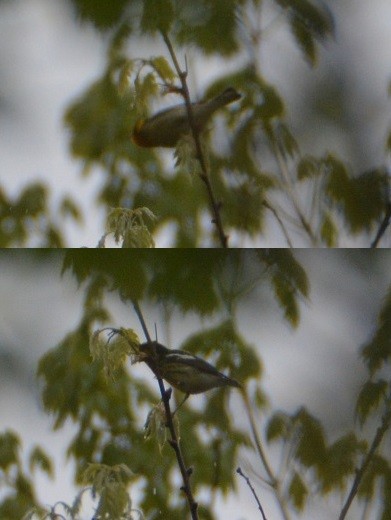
[30, 250, 307, 518]
[0, 430, 49, 520]
[1, 251, 391, 518]
[2, 1, 389, 246]
[264, 282, 391, 518]
[0, 183, 81, 247]
[59, 0, 390, 247]
[104, 207, 157, 247]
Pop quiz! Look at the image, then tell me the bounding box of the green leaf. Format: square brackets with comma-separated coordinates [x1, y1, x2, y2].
[82, 464, 132, 519]
[176, 0, 239, 56]
[356, 380, 388, 425]
[221, 181, 265, 235]
[320, 433, 365, 492]
[141, 0, 174, 33]
[106, 207, 157, 248]
[288, 471, 308, 510]
[275, 122, 299, 158]
[150, 56, 176, 82]
[297, 155, 321, 180]
[18, 185, 46, 216]
[70, 0, 129, 30]
[118, 60, 134, 96]
[361, 286, 391, 374]
[266, 412, 290, 442]
[180, 319, 262, 382]
[291, 16, 316, 66]
[63, 250, 148, 301]
[293, 408, 326, 468]
[0, 430, 20, 470]
[320, 212, 338, 247]
[60, 196, 83, 222]
[148, 251, 225, 315]
[29, 447, 54, 478]
[261, 250, 309, 327]
[255, 84, 284, 120]
[325, 156, 389, 233]
[229, 114, 263, 178]
[357, 454, 389, 500]
[64, 75, 133, 162]
[276, 0, 333, 66]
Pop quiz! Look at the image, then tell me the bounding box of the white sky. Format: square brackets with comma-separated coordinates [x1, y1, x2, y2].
[1, 0, 390, 246]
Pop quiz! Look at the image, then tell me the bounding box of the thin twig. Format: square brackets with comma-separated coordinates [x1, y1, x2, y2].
[370, 201, 391, 248]
[237, 467, 268, 520]
[267, 127, 317, 246]
[160, 31, 228, 248]
[241, 390, 291, 520]
[132, 301, 199, 520]
[262, 199, 294, 248]
[338, 399, 391, 520]
[132, 300, 151, 342]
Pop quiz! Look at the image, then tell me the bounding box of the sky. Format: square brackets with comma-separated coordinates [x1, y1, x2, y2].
[0, 250, 390, 519]
[1, 0, 391, 246]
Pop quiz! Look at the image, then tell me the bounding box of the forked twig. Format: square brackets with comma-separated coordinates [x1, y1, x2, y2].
[237, 467, 268, 520]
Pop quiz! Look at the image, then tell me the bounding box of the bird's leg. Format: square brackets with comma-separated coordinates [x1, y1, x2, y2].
[172, 393, 190, 415]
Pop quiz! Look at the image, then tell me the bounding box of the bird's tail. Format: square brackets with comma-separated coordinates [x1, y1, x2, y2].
[208, 87, 241, 110]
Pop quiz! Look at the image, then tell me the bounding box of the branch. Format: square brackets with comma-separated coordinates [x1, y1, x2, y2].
[132, 300, 151, 342]
[267, 128, 317, 246]
[132, 301, 199, 520]
[160, 31, 228, 248]
[262, 199, 294, 248]
[237, 467, 268, 520]
[241, 390, 291, 520]
[371, 201, 391, 248]
[338, 398, 391, 520]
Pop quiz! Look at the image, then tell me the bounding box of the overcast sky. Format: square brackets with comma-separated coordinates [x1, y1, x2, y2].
[1, 0, 390, 246]
[1, 250, 390, 518]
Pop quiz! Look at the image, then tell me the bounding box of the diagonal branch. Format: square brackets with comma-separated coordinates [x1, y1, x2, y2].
[160, 31, 228, 248]
[237, 467, 268, 520]
[262, 199, 294, 248]
[371, 200, 391, 248]
[265, 124, 316, 246]
[338, 397, 391, 520]
[132, 300, 199, 519]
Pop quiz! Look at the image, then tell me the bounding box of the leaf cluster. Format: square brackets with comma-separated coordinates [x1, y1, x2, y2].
[69, 0, 333, 62]
[266, 408, 367, 512]
[0, 430, 51, 520]
[33, 250, 309, 518]
[36, 282, 246, 517]
[264, 282, 391, 518]
[353, 286, 391, 519]
[65, 1, 391, 247]
[62, 249, 308, 322]
[0, 183, 81, 247]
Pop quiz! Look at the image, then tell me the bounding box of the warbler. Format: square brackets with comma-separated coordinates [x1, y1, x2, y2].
[132, 87, 241, 148]
[139, 341, 242, 396]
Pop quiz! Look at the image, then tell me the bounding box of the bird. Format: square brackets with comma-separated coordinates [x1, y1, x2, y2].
[139, 341, 242, 401]
[132, 87, 241, 148]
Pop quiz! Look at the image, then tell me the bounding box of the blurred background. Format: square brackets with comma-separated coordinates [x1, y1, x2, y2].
[0, 0, 390, 246]
[1, 250, 390, 518]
